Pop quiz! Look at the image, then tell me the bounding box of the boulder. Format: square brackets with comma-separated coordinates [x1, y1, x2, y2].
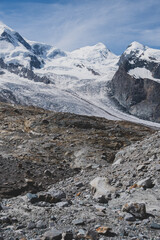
[122, 203, 147, 219]
[137, 177, 154, 189]
[90, 177, 116, 200]
[43, 228, 62, 240]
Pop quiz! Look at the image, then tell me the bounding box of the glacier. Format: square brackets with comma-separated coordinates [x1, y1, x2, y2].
[0, 22, 160, 128]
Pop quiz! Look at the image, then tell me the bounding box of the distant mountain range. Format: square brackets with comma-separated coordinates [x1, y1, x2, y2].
[0, 22, 160, 127]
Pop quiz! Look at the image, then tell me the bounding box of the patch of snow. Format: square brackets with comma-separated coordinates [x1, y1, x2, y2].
[129, 67, 160, 83]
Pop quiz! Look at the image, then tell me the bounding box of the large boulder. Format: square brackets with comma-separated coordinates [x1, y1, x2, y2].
[90, 177, 116, 200]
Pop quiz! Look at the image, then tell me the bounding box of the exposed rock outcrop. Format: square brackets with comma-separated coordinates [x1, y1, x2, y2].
[111, 67, 160, 122]
[110, 42, 160, 123]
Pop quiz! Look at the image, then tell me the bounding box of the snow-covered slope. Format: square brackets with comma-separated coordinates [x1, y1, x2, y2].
[0, 22, 160, 127]
[0, 69, 120, 119]
[1, 68, 160, 128]
[129, 67, 160, 83]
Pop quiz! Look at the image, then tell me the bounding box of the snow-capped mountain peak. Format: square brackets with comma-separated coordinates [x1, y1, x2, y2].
[123, 41, 148, 60]
[122, 41, 160, 64]
[118, 40, 160, 85]
[0, 21, 31, 50]
[127, 41, 146, 51]
[0, 23, 44, 68]
[70, 42, 116, 63]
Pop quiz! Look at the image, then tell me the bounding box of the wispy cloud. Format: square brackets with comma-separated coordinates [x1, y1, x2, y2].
[0, 0, 160, 54]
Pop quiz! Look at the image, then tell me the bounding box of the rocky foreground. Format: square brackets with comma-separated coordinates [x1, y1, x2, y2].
[0, 102, 160, 239]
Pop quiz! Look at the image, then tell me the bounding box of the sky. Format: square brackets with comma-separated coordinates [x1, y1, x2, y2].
[0, 0, 160, 54]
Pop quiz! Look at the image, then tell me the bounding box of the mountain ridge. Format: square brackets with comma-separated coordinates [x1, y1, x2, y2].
[0, 22, 160, 126]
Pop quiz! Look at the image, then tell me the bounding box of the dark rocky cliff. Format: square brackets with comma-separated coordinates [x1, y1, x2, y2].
[110, 46, 160, 123]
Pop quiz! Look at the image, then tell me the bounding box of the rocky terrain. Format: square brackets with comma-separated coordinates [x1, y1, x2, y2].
[0, 102, 160, 239]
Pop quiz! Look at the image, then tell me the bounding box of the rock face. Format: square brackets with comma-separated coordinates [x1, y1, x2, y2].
[110, 42, 160, 123]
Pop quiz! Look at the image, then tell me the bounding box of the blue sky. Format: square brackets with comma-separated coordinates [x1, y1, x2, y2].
[0, 0, 160, 54]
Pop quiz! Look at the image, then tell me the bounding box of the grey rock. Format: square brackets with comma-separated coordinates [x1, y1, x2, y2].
[72, 219, 85, 225]
[43, 228, 62, 240]
[90, 177, 116, 199]
[0, 216, 12, 224]
[86, 230, 99, 240]
[95, 205, 106, 212]
[47, 190, 66, 201]
[50, 216, 57, 221]
[138, 234, 148, 239]
[137, 165, 145, 171]
[38, 190, 66, 204]
[56, 201, 69, 208]
[124, 213, 136, 221]
[44, 169, 52, 177]
[137, 177, 154, 189]
[16, 224, 26, 230]
[27, 193, 38, 203]
[142, 219, 150, 225]
[36, 201, 51, 207]
[36, 220, 47, 229]
[63, 230, 73, 240]
[122, 203, 147, 219]
[75, 182, 84, 188]
[155, 164, 160, 171]
[96, 195, 109, 203]
[119, 229, 128, 237]
[150, 222, 160, 229]
[27, 221, 36, 229]
[77, 229, 86, 237]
